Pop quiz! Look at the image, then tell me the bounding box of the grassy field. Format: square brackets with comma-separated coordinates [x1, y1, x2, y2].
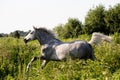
[0, 33, 120, 80]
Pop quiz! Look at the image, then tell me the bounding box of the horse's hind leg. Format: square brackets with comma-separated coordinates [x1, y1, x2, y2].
[40, 55, 49, 69]
[41, 60, 49, 69]
[87, 44, 97, 61]
[91, 54, 96, 61]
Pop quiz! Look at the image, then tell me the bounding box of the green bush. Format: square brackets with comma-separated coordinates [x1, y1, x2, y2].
[113, 33, 120, 44]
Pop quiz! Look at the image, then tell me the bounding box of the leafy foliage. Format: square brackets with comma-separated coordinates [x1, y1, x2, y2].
[53, 24, 65, 38]
[104, 4, 120, 33]
[13, 31, 20, 38]
[64, 18, 83, 38]
[54, 18, 83, 38]
[54, 4, 120, 38]
[0, 37, 40, 79]
[84, 5, 106, 34]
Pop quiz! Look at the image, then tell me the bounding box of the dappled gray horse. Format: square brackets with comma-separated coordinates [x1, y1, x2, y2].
[24, 27, 96, 72]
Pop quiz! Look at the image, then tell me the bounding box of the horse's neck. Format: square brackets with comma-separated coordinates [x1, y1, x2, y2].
[36, 32, 62, 45]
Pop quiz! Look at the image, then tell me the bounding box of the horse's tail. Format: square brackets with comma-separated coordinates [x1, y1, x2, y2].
[88, 32, 113, 45]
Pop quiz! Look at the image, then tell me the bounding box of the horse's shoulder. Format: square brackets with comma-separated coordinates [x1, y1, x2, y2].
[41, 45, 51, 54]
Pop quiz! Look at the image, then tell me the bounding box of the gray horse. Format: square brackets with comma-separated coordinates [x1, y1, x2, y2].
[24, 26, 96, 72]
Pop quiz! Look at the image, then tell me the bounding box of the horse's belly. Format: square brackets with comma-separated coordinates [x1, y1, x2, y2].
[50, 53, 67, 61]
[50, 54, 60, 60]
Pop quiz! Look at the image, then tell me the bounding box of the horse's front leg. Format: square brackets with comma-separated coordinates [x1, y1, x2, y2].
[26, 56, 40, 72]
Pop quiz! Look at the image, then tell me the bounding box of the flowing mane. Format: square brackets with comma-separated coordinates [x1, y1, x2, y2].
[37, 28, 55, 38]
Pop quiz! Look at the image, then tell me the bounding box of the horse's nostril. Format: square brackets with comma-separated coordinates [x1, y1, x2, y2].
[24, 39, 28, 43]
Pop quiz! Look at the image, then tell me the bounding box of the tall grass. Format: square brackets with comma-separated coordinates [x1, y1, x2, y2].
[0, 34, 120, 80]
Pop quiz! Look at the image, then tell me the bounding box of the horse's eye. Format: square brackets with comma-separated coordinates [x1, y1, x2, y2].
[30, 32, 33, 34]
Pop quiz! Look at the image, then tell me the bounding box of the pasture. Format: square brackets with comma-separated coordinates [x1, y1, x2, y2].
[0, 33, 120, 80]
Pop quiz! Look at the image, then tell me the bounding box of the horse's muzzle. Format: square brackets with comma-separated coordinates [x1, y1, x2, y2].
[24, 39, 29, 43]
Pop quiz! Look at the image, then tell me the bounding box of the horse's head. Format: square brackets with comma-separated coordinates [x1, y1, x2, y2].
[24, 26, 37, 43]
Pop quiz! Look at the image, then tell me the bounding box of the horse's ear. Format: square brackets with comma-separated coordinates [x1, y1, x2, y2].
[33, 26, 37, 30]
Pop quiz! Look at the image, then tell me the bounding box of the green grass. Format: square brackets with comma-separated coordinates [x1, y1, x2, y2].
[0, 34, 120, 80]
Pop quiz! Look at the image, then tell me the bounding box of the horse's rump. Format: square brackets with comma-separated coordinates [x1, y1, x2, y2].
[67, 41, 95, 60]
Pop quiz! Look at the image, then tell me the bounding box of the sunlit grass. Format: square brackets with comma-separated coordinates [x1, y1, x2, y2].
[0, 34, 120, 80]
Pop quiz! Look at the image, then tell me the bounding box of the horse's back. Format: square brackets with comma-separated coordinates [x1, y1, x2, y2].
[51, 40, 96, 61]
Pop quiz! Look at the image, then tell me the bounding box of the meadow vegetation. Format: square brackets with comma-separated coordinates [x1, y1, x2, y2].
[0, 33, 120, 80]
